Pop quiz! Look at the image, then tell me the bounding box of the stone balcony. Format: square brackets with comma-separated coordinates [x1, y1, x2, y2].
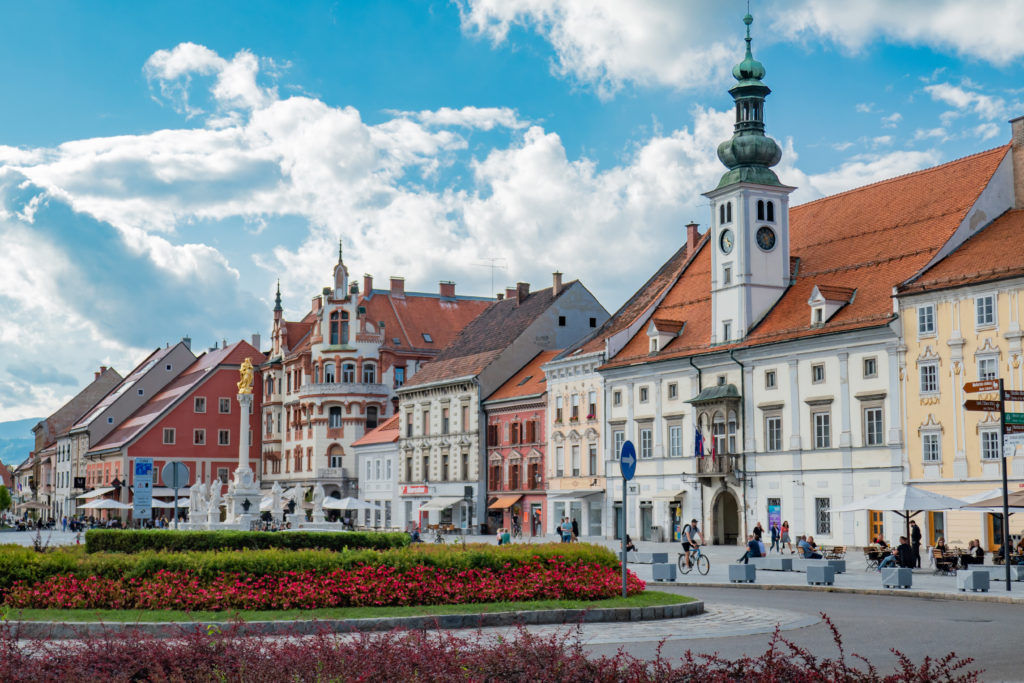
[298, 381, 388, 398]
[695, 453, 740, 477]
[317, 467, 349, 480]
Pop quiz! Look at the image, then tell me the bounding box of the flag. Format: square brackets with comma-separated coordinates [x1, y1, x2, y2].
[710, 431, 717, 466]
[694, 428, 705, 458]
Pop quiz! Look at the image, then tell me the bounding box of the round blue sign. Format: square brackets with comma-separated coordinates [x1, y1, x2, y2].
[619, 440, 637, 481]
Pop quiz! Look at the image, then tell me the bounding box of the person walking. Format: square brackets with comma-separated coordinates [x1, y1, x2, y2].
[769, 522, 781, 553]
[559, 517, 572, 543]
[753, 521, 764, 542]
[781, 520, 794, 554]
[571, 517, 580, 542]
[909, 519, 922, 568]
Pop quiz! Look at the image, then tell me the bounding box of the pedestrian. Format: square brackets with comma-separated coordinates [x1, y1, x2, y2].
[769, 522, 780, 553]
[61, 516, 68, 533]
[909, 519, 922, 568]
[571, 517, 580, 542]
[781, 520, 794, 554]
[753, 521, 763, 541]
[559, 517, 572, 543]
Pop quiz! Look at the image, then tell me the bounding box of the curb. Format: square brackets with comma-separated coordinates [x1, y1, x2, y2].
[4, 600, 704, 640]
[662, 580, 1024, 604]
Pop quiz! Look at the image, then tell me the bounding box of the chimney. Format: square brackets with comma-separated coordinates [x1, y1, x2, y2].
[182, 336, 191, 351]
[686, 222, 700, 254]
[497, 292, 504, 301]
[516, 282, 530, 304]
[552, 272, 563, 297]
[505, 286, 517, 301]
[312, 295, 322, 313]
[390, 276, 405, 297]
[1012, 116, 1024, 209]
[439, 281, 455, 298]
[363, 274, 373, 295]
[222, 338, 227, 349]
[94, 370, 100, 380]
[251, 333, 261, 350]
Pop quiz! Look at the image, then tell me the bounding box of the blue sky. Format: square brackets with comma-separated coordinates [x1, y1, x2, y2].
[2, 0, 1023, 422]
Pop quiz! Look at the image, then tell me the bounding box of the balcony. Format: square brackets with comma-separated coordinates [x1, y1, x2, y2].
[317, 467, 349, 480]
[695, 454, 740, 477]
[299, 381, 388, 398]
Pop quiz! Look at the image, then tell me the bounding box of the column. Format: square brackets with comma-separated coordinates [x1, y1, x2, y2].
[838, 352, 852, 448]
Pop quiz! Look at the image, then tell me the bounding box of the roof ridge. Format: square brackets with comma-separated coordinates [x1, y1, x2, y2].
[792, 144, 1010, 210]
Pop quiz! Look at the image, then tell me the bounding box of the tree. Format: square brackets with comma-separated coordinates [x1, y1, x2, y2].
[0, 485, 11, 513]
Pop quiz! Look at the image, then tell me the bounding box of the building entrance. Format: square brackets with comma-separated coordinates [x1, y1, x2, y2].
[712, 488, 740, 545]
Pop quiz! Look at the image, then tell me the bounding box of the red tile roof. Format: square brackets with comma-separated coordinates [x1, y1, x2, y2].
[0, 464, 12, 489]
[351, 414, 400, 447]
[89, 341, 266, 453]
[364, 291, 493, 353]
[604, 145, 1011, 368]
[486, 350, 559, 402]
[898, 209, 1024, 293]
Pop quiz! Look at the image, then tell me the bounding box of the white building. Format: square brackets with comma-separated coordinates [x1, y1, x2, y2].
[351, 415, 400, 529]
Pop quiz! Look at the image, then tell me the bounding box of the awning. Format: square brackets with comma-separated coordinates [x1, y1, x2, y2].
[488, 495, 522, 510]
[151, 487, 189, 497]
[547, 489, 604, 500]
[76, 487, 115, 500]
[651, 489, 686, 501]
[418, 496, 465, 511]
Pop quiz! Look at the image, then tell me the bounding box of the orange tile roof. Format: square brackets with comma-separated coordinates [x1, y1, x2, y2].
[361, 290, 492, 353]
[485, 350, 559, 402]
[351, 414, 400, 447]
[604, 145, 1011, 369]
[899, 209, 1024, 293]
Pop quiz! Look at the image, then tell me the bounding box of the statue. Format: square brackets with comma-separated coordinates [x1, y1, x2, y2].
[188, 478, 203, 515]
[312, 483, 325, 513]
[207, 483, 222, 523]
[196, 480, 209, 514]
[237, 357, 254, 395]
[271, 481, 283, 514]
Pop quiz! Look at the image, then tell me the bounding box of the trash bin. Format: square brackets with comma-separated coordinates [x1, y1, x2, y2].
[651, 525, 663, 543]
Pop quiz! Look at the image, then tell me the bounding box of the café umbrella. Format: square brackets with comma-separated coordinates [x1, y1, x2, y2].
[322, 497, 382, 511]
[80, 499, 132, 510]
[827, 484, 966, 540]
[959, 489, 1024, 513]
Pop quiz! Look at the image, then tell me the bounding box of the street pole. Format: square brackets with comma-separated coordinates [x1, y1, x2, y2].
[621, 475, 628, 598]
[999, 379, 1010, 592]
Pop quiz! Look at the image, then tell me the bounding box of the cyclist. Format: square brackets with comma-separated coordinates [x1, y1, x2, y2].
[681, 518, 702, 569]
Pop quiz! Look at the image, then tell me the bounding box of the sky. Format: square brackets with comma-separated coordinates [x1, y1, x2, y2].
[2, 0, 1024, 423]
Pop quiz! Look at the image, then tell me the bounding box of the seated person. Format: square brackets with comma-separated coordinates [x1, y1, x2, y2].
[879, 536, 911, 570]
[934, 536, 947, 555]
[409, 529, 422, 543]
[797, 535, 822, 560]
[738, 533, 762, 564]
[624, 534, 637, 553]
[961, 539, 984, 567]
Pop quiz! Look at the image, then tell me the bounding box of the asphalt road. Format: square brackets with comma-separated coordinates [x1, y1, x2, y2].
[585, 586, 1022, 682]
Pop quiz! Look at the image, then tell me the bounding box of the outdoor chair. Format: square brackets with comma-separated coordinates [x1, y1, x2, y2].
[824, 545, 846, 560]
[932, 549, 956, 576]
[864, 547, 882, 571]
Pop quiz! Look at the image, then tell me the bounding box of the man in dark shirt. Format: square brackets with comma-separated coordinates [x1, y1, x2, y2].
[896, 536, 915, 568]
[737, 533, 762, 564]
[909, 520, 922, 568]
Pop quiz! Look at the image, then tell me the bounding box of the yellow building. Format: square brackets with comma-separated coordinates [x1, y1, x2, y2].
[898, 206, 1024, 552]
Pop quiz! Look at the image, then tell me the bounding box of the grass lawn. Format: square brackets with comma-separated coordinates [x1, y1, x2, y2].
[2, 590, 693, 623]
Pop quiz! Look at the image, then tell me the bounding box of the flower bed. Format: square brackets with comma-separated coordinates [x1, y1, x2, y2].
[4, 560, 645, 611]
[84, 529, 408, 554]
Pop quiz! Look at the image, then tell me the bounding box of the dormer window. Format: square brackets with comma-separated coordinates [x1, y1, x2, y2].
[647, 318, 684, 355]
[807, 284, 855, 326]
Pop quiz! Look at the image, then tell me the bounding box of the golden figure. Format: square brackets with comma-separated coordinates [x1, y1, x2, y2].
[237, 357, 254, 394]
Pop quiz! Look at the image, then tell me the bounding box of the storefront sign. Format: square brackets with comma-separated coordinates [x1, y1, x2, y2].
[401, 485, 429, 495]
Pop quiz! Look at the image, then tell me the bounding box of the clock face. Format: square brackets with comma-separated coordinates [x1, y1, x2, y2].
[756, 226, 776, 251]
[720, 229, 734, 254]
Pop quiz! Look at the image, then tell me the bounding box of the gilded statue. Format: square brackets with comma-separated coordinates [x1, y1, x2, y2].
[237, 357, 254, 394]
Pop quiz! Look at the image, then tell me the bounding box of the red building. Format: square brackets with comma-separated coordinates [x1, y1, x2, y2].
[482, 351, 557, 537]
[85, 340, 265, 516]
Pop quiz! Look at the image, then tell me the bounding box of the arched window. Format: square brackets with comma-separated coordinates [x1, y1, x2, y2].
[719, 204, 725, 224]
[362, 362, 376, 384]
[342, 363, 356, 383]
[366, 405, 379, 430]
[726, 202, 732, 223]
[328, 444, 344, 468]
[728, 411, 738, 454]
[757, 200, 765, 221]
[330, 311, 340, 345]
[766, 201, 775, 222]
[324, 362, 335, 383]
[742, 103, 749, 121]
[341, 311, 350, 344]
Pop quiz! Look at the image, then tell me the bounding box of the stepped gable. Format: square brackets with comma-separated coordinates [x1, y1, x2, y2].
[486, 350, 559, 402]
[899, 209, 1024, 293]
[604, 145, 1010, 368]
[351, 414, 400, 447]
[360, 288, 492, 352]
[405, 284, 568, 387]
[89, 341, 266, 453]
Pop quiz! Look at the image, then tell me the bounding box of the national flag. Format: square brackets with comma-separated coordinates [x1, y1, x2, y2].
[710, 431, 717, 465]
[694, 428, 705, 458]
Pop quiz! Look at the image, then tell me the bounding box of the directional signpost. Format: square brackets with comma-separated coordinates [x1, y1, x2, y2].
[132, 458, 153, 523]
[963, 378, 1012, 591]
[619, 440, 637, 598]
[161, 461, 190, 529]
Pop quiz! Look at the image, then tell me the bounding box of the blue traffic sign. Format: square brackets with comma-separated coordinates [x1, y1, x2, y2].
[620, 440, 637, 481]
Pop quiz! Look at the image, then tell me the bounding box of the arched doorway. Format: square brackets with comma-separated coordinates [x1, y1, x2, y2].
[712, 488, 741, 545]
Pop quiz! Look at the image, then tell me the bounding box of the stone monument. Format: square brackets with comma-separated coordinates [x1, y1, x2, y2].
[227, 357, 263, 529]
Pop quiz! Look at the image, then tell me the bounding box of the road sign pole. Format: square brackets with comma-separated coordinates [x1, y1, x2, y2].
[1000, 378, 1011, 592]
[618, 440, 637, 599]
[174, 487, 179, 530]
[621, 475, 628, 598]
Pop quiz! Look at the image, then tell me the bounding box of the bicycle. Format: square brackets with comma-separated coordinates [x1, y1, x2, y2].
[677, 545, 710, 575]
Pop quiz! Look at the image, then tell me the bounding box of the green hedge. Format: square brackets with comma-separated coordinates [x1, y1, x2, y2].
[84, 529, 409, 554]
[0, 543, 619, 591]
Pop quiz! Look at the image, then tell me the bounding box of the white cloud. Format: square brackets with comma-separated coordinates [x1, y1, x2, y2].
[881, 112, 902, 128]
[856, 103, 876, 113]
[925, 83, 1008, 121]
[394, 106, 528, 131]
[972, 123, 1001, 141]
[872, 135, 892, 147]
[913, 127, 948, 142]
[785, 149, 942, 203]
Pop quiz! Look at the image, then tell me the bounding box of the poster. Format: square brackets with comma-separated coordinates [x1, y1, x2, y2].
[767, 501, 781, 535]
[133, 458, 153, 521]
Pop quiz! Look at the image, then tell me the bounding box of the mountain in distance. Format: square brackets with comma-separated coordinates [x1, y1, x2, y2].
[0, 417, 41, 466]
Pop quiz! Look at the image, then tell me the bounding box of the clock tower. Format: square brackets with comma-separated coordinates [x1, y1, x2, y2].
[703, 13, 794, 344]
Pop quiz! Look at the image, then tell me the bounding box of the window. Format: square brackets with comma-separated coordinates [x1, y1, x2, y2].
[421, 454, 430, 481]
[462, 405, 469, 431]
[324, 363, 335, 383]
[588, 391, 597, 417]
[975, 294, 995, 327]
[366, 406, 378, 430]
[864, 407, 884, 446]
[461, 450, 470, 480]
[863, 357, 877, 378]
[422, 332, 433, 343]
[981, 430, 1000, 460]
[613, 390, 622, 407]
[978, 357, 998, 380]
[613, 430, 624, 459]
[722, 321, 732, 342]
[362, 363, 376, 384]
[811, 363, 825, 383]
[421, 409, 429, 436]
[765, 415, 782, 451]
[571, 394, 579, 419]
[218, 429, 230, 446]
[555, 446, 564, 477]
[193, 429, 206, 445]
[918, 304, 935, 335]
[922, 433, 940, 462]
[322, 406, 339, 430]
[394, 367, 405, 387]
[218, 468, 229, 484]
[765, 369, 776, 389]
[767, 201, 774, 222]
[727, 411, 737, 453]
[588, 444, 598, 473]
[667, 383, 677, 400]
[640, 428, 653, 458]
[639, 387, 649, 403]
[813, 412, 831, 449]
[218, 397, 231, 414]
[920, 363, 939, 394]
[442, 408, 450, 434]
[558, 316, 566, 327]
[589, 317, 597, 327]
[441, 451, 450, 481]
[757, 199, 764, 221]
[405, 412, 413, 437]
[342, 363, 356, 383]
[723, 265, 732, 286]
[712, 414, 726, 455]
[555, 396, 563, 422]
[571, 445, 580, 476]
[815, 497, 831, 535]
[668, 425, 682, 457]
[194, 396, 206, 413]
[162, 428, 175, 445]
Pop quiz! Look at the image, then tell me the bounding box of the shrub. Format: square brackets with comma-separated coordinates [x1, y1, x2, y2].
[0, 615, 980, 682]
[84, 529, 409, 554]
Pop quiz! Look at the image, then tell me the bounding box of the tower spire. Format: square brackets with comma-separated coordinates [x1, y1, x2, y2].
[338, 238, 343, 263]
[274, 280, 282, 313]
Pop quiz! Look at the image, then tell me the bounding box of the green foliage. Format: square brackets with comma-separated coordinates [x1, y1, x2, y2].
[0, 542, 619, 590]
[84, 529, 409, 554]
[0, 485, 10, 512]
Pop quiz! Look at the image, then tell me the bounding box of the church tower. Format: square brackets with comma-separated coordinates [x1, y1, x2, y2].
[333, 238, 349, 299]
[703, 13, 794, 343]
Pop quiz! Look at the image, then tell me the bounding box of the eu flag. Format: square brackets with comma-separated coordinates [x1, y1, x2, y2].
[694, 428, 705, 457]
